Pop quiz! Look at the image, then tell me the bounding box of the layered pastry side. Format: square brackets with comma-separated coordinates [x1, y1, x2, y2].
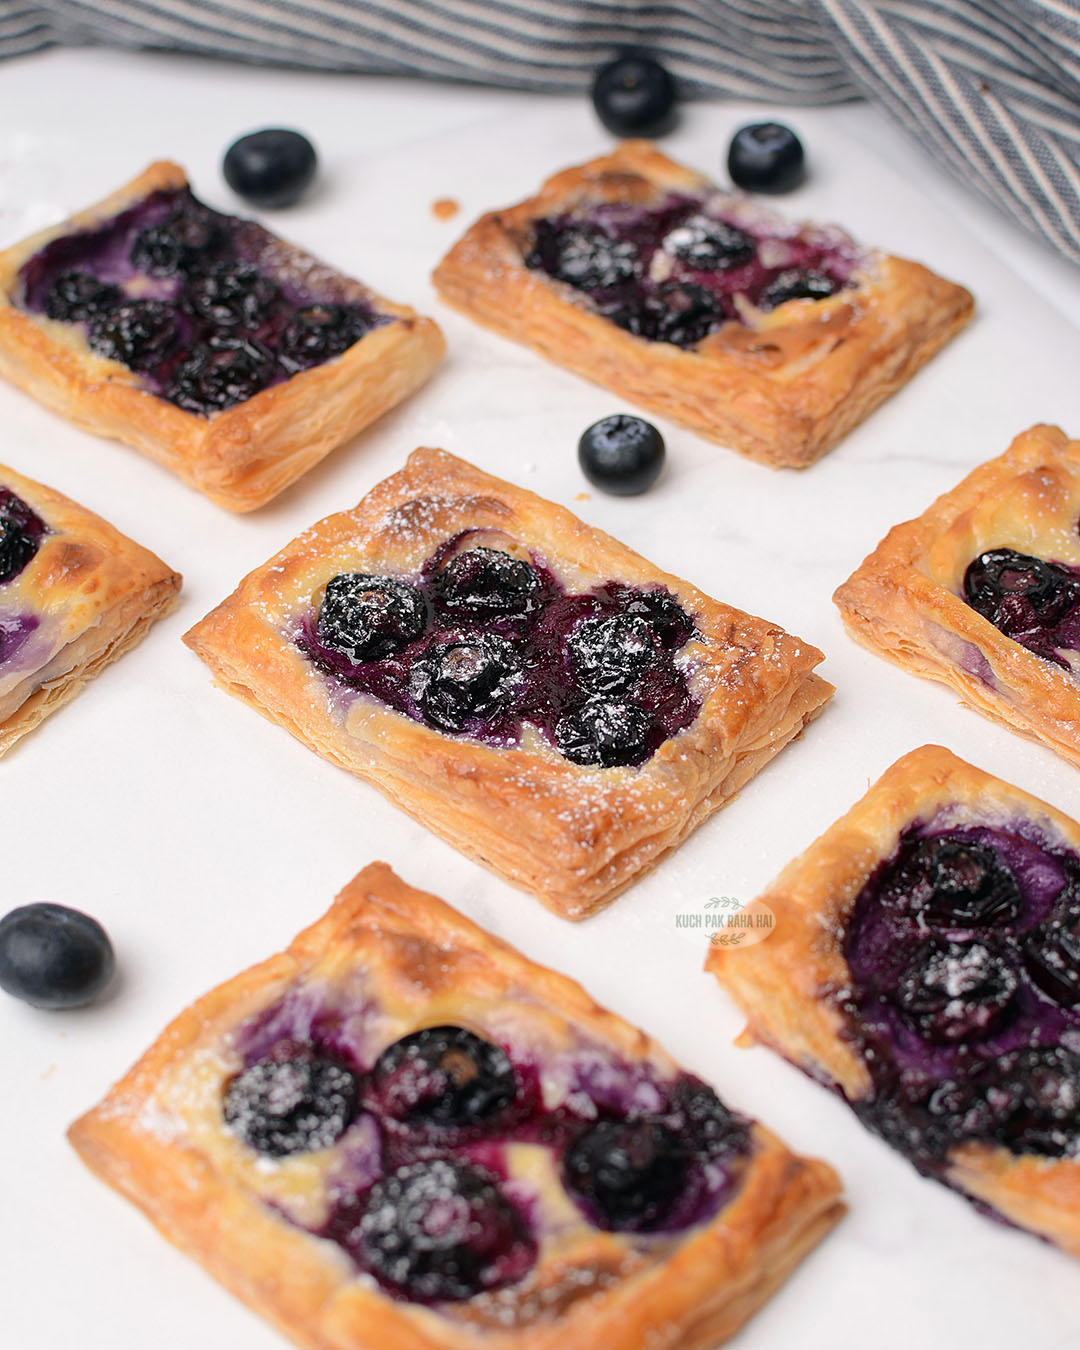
[69, 865, 844, 1350]
[433, 140, 973, 468]
[835, 424, 1080, 769]
[708, 746, 1080, 1257]
[183, 448, 833, 919]
[0, 162, 444, 510]
[0, 461, 180, 755]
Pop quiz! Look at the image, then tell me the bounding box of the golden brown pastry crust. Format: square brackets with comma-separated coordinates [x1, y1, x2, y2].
[0, 162, 446, 512]
[182, 447, 833, 919]
[707, 744, 1080, 1258]
[432, 141, 973, 469]
[834, 423, 1080, 768]
[0, 460, 181, 755]
[69, 862, 844, 1350]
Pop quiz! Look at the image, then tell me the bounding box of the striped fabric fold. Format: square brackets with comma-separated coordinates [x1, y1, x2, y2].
[3, 1, 1079, 264]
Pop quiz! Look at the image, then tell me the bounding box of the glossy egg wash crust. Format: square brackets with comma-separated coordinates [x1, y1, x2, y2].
[432, 140, 974, 469]
[183, 448, 833, 919]
[0, 162, 444, 511]
[708, 746, 1080, 1258]
[69, 864, 844, 1350]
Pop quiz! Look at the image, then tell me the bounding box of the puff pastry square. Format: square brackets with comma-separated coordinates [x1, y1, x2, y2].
[70, 863, 843, 1350]
[0, 162, 445, 511]
[0, 461, 180, 755]
[835, 423, 1080, 768]
[708, 744, 1080, 1257]
[432, 141, 973, 469]
[183, 447, 832, 918]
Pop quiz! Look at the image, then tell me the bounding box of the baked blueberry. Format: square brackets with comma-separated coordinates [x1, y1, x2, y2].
[368, 1025, 516, 1128]
[527, 221, 637, 293]
[1024, 913, 1080, 1007]
[183, 259, 280, 328]
[607, 282, 725, 346]
[567, 613, 658, 693]
[44, 270, 121, 323]
[223, 1054, 359, 1157]
[166, 338, 275, 413]
[130, 208, 229, 276]
[991, 1046, 1080, 1156]
[963, 548, 1080, 639]
[410, 634, 521, 732]
[618, 587, 694, 647]
[591, 53, 677, 138]
[434, 547, 540, 617]
[663, 216, 755, 271]
[278, 303, 370, 372]
[0, 488, 46, 585]
[223, 129, 318, 209]
[890, 938, 1019, 1044]
[665, 1077, 750, 1159]
[578, 414, 665, 496]
[880, 836, 1023, 927]
[563, 1118, 686, 1231]
[357, 1159, 535, 1302]
[555, 697, 651, 767]
[727, 122, 806, 194]
[758, 269, 836, 310]
[0, 903, 115, 1010]
[87, 300, 179, 371]
[316, 573, 428, 663]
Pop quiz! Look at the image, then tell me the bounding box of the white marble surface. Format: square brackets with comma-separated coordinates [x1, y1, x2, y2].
[3, 46, 1080, 1350]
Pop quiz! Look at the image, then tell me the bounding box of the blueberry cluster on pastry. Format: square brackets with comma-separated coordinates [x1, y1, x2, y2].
[184, 448, 832, 917]
[709, 746, 1080, 1257]
[0, 461, 180, 755]
[0, 162, 444, 511]
[69, 865, 843, 1349]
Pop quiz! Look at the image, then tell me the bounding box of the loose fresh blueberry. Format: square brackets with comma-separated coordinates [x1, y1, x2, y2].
[0, 489, 46, 585]
[223, 1054, 359, 1157]
[356, 1159, 535, 1301]
[130, 208, 229, 276]
[662, 216, 755, 271]
[563, 1118, 685, 1231]
[223, 128, 318, 209]
[0, 903, 115, 1010]
[578, 414, 665, 496]
[183, 259, 279, 328]
[369, 1025, 516, 1128]
[433, 547, 540, 618]
[555, 697, 651, 767]
[964, 548, 1080, 638]
[591, 53, 677, 138]
[757, 268, 836, 310]
[166, 338, 275, 413]
[991, 1047, 1080, 1156]
[527, 221, 637, 293]
[44, 271, 121, 323]
[410, 634, 520, 732]
[278, 304, 370, 372]
[880, 837, 1023, 928]
[727, 122, 806, 194]
[87, 300, 179, 370]
[1025, 913, 1080, 1007]
[890, 938, 1019, 1044]
[607, 282, 726, 345]
[567, 613, 658, 693]
[316, 573, 428, 664]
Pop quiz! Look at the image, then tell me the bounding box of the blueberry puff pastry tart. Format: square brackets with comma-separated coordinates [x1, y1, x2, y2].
[835, 424, 1080, 769]
[69, 864, 843, 1350]
[0, 461, 180, 755]
[432, 141, 973, 468]
[709, 745, 1080, 1256]
[183, 448, 832, 918]
[0, 162, 444, 511]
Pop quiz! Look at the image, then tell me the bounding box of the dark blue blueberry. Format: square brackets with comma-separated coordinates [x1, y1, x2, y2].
[130, 208, 229, 276]
[368, 1025, 516, 1128]
[87, 300, 179, 370]
[223, 129, 318, 209]
[880, 837, 1023, 928]
[727, 122, 806, 194]
[0, 903, 115, 1010]
[527, 221, 637, 292]
[434, 547, 540, 618]
[963, 548, 1080, 637]
[606, 282, 725, 345]
[618, 587, 694, 648]
[223, 1054, 359, 1157]
[591, 53, 677, 137]
[758, 268, 836, 310]
[665, 1077, 749, 1159]
[183, 259, 279, 328]
[563, 1118, 686, 1231]
[0, 489, 46, 585]
[166, 337, 275, 413]
[316, 573, 428, 663]
[555, 697, 651, 767]
[44, 271, 121, 323]
[890, 938, 1019, 1044]
[356, 1159, 535, 1301]
[409, 634, 521, 732]
[278, 304, 370, 372]
[567, 613, 658, 693]
[1024, 911, 1080, 1008]
[990, 1047, 1080, 1156]
[578, 413, 665, 496]
[663, 216, 755, 271]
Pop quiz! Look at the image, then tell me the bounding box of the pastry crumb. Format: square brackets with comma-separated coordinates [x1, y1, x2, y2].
[41, 1063, 57, 1080]
[432, 198, 460, 221]
[575, 492, 590, 502]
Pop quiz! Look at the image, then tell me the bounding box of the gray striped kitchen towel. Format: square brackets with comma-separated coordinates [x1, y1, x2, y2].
[4, 2, 1080, 265]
